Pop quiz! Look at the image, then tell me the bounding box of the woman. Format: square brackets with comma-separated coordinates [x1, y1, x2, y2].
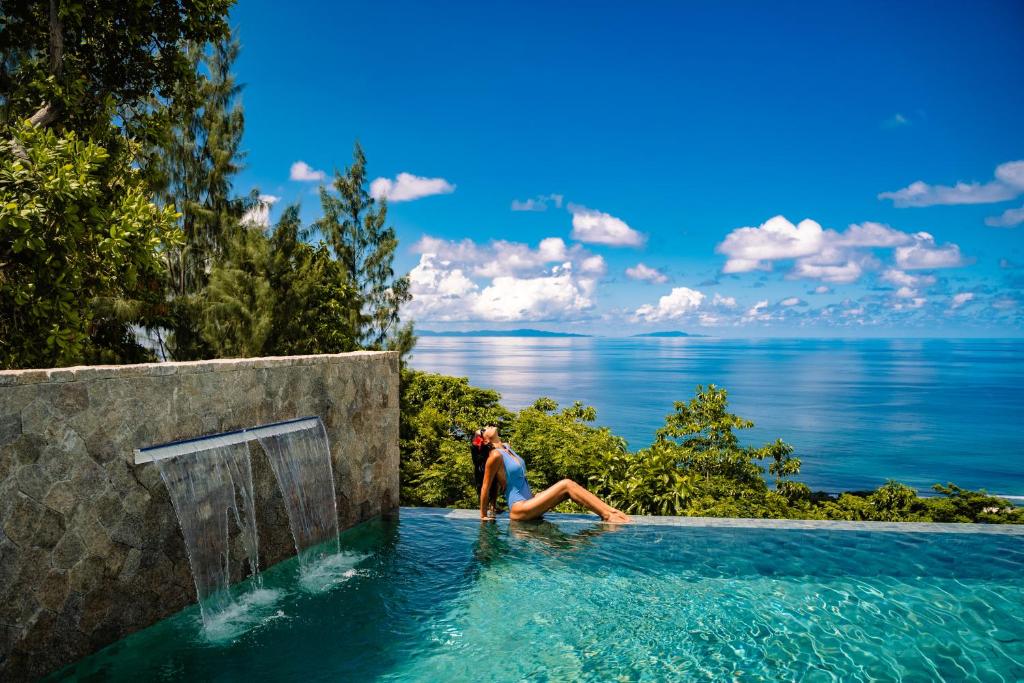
[477, 424, 630, 524]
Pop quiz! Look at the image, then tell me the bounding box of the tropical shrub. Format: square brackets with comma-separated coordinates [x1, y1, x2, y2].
[1, 123, 180, 368]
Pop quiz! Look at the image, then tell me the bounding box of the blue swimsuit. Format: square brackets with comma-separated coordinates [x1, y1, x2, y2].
[499, 443, 533, 506]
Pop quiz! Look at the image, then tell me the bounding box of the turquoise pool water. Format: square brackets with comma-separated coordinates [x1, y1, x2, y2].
[51, 508, 1024, 681]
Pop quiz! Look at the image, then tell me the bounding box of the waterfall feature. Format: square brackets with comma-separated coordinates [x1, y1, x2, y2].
[258, 420, 340, 564]
[154, 443, 260, 621]
[135, 416, 339, 628]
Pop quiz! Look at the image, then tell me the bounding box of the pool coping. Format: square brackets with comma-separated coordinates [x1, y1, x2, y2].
[418, 507, 1024, 535]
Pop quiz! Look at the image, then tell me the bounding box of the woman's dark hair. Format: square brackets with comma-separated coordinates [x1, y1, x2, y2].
[471, 426, 498, 496]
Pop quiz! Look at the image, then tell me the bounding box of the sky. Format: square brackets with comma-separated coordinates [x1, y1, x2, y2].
[229, 0, 1024, 336]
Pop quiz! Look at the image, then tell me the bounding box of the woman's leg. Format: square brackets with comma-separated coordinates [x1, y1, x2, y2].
[510, 479, 630, 523]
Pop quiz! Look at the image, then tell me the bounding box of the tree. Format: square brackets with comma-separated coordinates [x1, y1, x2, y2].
[0, 122, 180, 368]
[199, 207, 361, 358]
[315, 143, 416, 365]
[144, 35, 250, 359]
[1, 0, 233, 132]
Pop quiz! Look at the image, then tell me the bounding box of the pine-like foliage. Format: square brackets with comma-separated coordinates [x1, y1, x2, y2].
[147, 34, 250, 359]
[316, 142, 416, 362]
[199, 207, 360, 357]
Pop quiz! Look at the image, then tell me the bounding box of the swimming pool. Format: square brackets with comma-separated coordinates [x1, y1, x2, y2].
[49, 508, 1024, 681]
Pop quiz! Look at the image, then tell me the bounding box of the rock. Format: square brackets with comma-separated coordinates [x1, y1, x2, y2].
[0, 413, 21, 447]
[35, 507, 65, 549]
[37, 570, 69, 612]
[15, 463, 49, 501]
[55, 383, 89, 417]
[51, 532, 86, 570]
[43, 480, 77, 516]
[68, 556, 107, 594]
[3, 494, 42, 547]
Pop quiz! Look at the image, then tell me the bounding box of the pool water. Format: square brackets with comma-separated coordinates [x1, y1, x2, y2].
[50, 508, 1024, 682]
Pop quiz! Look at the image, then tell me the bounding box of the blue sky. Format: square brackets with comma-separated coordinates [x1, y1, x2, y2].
[230, 0, 1024, 336]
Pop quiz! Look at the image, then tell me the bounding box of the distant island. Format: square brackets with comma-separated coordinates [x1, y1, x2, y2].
[417, 328, 592, 337]
[631, 331, 708, 337]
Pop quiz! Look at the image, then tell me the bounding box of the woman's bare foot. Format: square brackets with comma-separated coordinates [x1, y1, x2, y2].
[602, 509, 631, 524]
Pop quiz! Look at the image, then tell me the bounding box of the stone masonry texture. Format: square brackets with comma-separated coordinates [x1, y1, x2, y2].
[0, 352, 400, 680]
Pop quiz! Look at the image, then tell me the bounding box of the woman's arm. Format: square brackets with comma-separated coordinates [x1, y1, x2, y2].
[480, 452, 501, 519]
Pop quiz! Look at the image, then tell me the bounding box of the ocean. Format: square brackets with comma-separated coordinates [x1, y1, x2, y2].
[407, 337, 1024, 497]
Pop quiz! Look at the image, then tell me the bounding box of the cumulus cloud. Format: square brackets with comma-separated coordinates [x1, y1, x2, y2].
[402, 234, 609, 322]
[744, 299, 770, 321]
[985, 205, 1024, 228]
[633, 287, 705, 322]
[712, 293, 736, 307]
[716, 215, 966, 286]
[404, 253, 598, 322]
[879, 160, 1024, 207]
[475, 263, 596, 321]
[790, 258, 868, 284]
[579, 255, 607, 275]
[625, 262, 668, 283]
[780, 297, 805, 307]
[894, 232, 965, 269]
[411, 234, 602, 280]
[290, 161, 326, 182]
[511, 194, 564, 212]
[717, 216, 824, 273]
[880, 269, 934, 288]
[812, 285, 832, 294]
[568, 204, 646, 247]
[370, 172, 455, 202]
[833, 222, 914, 247]
[950, 292, 975, 309]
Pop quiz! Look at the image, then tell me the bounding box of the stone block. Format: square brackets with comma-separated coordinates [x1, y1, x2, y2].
[51, 531, 86, 570]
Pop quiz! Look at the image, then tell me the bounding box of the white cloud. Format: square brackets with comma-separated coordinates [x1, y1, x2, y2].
[474, 266, 596, 321]
[892, 296, 927, 310]
[985, 204, 1024, 228]
[894, 232, 965, 269]
[717, 216, 825, 272]
[813, 285, 831, 294]
[511, 194, 563, 211]
[625, 262, 668, 283]
[879, 160, 1024, 207]
[412, 234, 603, 280]
[403, 235, 609, 322]
[834, 222, 914, 247]
[745, 299, 770, 321]
[259, 194, 281, 205]
[633, 287, 705, 322]
[712, 293, 736, 307]
[370, 172, 455, 202]
[579, 255, 607, 275]
[403, 253, 598, 322]
[568, 204, 646, 247]
[780, 297, 804, 307]
[950, 292, 975, 309]
[290, 161, 326, 182]
[790, 258, 866, 284]
[406, 253, 480, 319]
[717, 215, 967, 287]
[880, 269, 933, 288]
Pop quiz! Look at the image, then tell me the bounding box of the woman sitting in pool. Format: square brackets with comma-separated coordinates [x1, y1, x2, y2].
[476, 424, 630, 524]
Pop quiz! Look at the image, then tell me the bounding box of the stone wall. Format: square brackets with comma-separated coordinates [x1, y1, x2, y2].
[0, 351, 400, 681]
